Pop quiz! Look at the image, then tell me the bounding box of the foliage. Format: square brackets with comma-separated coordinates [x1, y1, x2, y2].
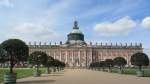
[28, 51, 48, 66]
[53, 59, 65, 68]
[105, 59, 114, 68]
[113, 57, 127, 67]
[1, 39, 29, 62]
[100, 61, 106, 68]
[130, 52, 149, 67]
[89, 61, 106, 69]
[0, 45, 8, 63]
[46, 56, 55, 67]
[0, 39, 29, 73]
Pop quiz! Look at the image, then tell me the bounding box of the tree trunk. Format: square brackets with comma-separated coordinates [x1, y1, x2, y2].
[102, 67, 105, 71]
[10, 65, 13, 73]
[47, 67, 49, 74]
[10, 55, 14, 73]
[37, 65, 39, 72]
[108, 66, 111, 72]
[139, 66, 142, 71]
[119, 66, 122, 71]
[47, 67, 49, 71]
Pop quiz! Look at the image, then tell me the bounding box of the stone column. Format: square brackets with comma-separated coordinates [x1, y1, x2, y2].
[65, 51, 67, 63]
[101, 52, 103, 61]
[98, 51, 101, 61]
[78, 50, 81, 67]
[59, 50, 61, 61]
[48, 50, 51, 58]
[54, 51, 56, 59]
[72, 50, 74, 67]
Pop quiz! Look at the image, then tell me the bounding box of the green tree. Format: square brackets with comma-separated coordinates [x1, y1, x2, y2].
[53, 59, 61, 71]
[89, 62, 94, 69]
[100, 61, 106, 71]
[1, 39, 29, 73]
[0, 39, 28, 84]
[45, 56, 54, 74]
[114, 57, 127, 73]
[89, 62, 97, 70]
[28, 51, 48, 76]
[0, 45, 8, 63]
[131, 52, 149, 71]
[89, 61, 102, 70]
[131, 52, 149, 77]
[105, 59, 114, 72]
[52, 59, 65, 71]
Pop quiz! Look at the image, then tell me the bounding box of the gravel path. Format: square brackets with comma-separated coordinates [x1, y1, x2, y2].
[4, 69, 150, 84]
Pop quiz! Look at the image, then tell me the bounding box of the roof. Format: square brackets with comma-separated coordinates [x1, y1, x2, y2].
[70, 28, 83, 34]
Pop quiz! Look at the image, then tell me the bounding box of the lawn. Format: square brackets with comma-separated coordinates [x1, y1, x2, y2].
[111, 68, 150, 77]
[0, 68, 46, 83]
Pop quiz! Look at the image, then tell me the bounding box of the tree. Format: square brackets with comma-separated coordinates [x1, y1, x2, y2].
[0, 39, 28, 84]
[100, 61, 106, 71]
[52, 59, 65, 71]
[89, 61, 104, 70]
[89, 62, 94, 69]
[60, 61, 65, 69]
[114, 57, 127, 73]
[0, 45, 8, 63]
[1, 39, 29, 73]
[89, 62, 98, 70]
[45, 56, 54, 74]
[131, 52, 149, 71]
[131, 52, 149, 76]
[28, 51, 48, 76]
[105, 59, 114, 72]
[97, 61, 102, 70]
[53, 59, 59, 68]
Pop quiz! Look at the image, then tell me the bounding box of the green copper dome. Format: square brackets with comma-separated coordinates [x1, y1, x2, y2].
[70, 21, 83, 34]
[66, 21, 86, 45]
[70, 29, 83, 34]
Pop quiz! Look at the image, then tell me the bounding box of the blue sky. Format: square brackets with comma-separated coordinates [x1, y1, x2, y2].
[0, 0, 150, 56]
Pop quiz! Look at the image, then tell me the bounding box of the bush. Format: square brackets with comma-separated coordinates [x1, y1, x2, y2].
[131, 52, 149, 71]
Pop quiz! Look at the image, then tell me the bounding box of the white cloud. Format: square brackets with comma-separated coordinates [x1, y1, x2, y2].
[14, 23, 60, 40]
[0, 0, 15, 7]
[15, 23, 47, 34]
[0, 0, 78, 42]
[141, 17, 150, 29]
[93, 16, 136, 36]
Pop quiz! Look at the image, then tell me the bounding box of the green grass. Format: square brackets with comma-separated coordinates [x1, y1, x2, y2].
[0, 68, 46, 83]
[111, 68, 150, 77]
[122, 69, 136, 75]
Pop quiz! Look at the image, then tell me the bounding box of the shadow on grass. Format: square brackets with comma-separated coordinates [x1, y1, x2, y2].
[42, 74, 64, 77]
[17, 79, 56, 84]
[143, 75, 150, 77]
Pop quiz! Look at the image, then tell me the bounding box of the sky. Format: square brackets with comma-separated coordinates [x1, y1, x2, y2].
[0, 0, 150, 56]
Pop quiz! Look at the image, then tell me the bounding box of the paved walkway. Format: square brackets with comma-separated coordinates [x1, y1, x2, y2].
[7, 69, 150, 84]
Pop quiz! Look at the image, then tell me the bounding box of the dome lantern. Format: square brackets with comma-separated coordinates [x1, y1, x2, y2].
[66, 21, 86, 45]
[73, 20, 79, 29]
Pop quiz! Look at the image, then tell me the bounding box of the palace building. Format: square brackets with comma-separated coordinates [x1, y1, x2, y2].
[28, 21, 143, 67]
